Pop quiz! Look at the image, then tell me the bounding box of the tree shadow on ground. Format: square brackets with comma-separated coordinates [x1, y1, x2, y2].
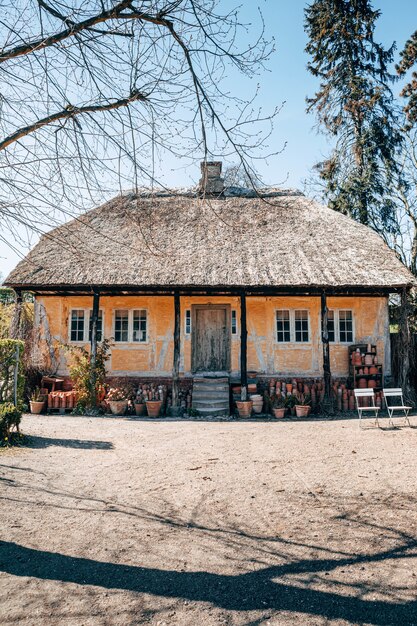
[0, 540, 416, 625]
[24, 435, 113, 450]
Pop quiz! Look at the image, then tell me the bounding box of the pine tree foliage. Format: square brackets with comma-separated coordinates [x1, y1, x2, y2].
[305, 0, 402, 229]
[397, 30, 417, 126]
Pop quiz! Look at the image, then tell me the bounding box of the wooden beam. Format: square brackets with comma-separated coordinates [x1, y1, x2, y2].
[321, 292, 333, 411]
[240, 293, 248, 401]
[172, 291, 181, 410]
[89, 290, 100, 407]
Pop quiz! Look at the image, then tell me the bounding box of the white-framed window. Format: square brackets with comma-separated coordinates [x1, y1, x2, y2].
[114, 309, 129, 342]
[185, 309, 191, 335]
[231, 309, 238, 335]
[88, 310, 103, 342]
[295, 310, 309, 342]
[339, 310, 353, 343]
[276, 310, 291, 342]
[70, 309, 85, 342]
[133, 309, 147, 342]
[275, 309, 310, 343]
[70, 309, 104, 343]
[325, 309, 354, 344]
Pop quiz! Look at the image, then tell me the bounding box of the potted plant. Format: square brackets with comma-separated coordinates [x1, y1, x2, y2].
[272, 395, 286, 418]
[236, 399, 253, 418]
[29, 388, 46, 414]
[107, 386, 130, 415]
[145, 397, 163, 417]
[284, 393, 297, 416]
[134, 389, 146, 416]
[295, 393, 312, 418]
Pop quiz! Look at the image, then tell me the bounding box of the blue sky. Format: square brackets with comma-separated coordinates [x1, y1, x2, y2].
[1, 0, 415, 277]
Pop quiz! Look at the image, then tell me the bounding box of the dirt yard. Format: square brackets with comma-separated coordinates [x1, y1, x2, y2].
[0, 413, 417, 626]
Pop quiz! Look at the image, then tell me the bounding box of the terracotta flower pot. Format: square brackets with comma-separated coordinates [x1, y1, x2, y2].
[146, 400, 163, 417]
[134, 403, 146, 416]
[236, 400, 253, 418]
[295, 405, 311, 418]
[30, 400, 45, 414]
[272, 407, 286, 418]
[109, 400, 128, 415]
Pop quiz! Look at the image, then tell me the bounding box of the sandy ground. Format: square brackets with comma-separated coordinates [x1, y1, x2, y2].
[0, 413, 417, 626]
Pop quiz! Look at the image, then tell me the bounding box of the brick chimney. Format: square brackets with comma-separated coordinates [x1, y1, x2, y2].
[199, 161, 224, 196]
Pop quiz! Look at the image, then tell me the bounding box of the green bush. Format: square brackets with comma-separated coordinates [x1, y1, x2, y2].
[0, 402, 22, 442]
[0, 339, 25, 406]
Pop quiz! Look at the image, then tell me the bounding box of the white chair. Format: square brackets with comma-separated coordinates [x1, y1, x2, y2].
[383, 388, 412, 427]
[354, 389, 380, 428]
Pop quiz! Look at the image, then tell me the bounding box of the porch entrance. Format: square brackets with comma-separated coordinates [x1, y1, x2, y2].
[191, 305, 231, 374]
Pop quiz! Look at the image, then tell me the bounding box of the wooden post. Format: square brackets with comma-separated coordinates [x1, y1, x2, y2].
[321, 292, 333, 412]
[240, 292, 248, 401]
[89, 290, 100, 407]
[172, 291, 181, 411]
[10, 289, 23, 339]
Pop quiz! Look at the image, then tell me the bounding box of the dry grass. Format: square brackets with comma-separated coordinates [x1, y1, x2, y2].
[0, 413, 417, 625]
[5, 191, 414, 290]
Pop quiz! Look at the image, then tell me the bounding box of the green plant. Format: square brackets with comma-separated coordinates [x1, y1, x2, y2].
[0, 402, 22, 443]
[187, 407, 199, 417]
[62, 338, 111, 410]
[284, 394, 297, 409]
[271, 394, 285, 409]
[0, 339, 25, 406]
[296, 393, 312, 407]
[30, 387, 45, 402]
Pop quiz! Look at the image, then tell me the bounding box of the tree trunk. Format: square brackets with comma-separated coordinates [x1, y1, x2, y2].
[399, 288, 415, 403]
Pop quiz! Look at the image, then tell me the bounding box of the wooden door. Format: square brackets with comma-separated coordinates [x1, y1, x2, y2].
[191, 305, 231, 373]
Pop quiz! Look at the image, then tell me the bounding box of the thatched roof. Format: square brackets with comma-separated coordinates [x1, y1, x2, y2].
[5, 188, 415, 292]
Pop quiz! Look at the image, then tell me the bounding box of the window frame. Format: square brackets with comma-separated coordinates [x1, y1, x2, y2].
[69, 308, 86, 343]
[132, 309, 148, 343]
[324, 309, 355, 344]
[275, 309, 311, 344]
[231, 309, 238, 336]
[185, 309, 191, 335]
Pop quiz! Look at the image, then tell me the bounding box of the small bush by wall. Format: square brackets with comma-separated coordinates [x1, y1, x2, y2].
[0, 402, 22, 443]
[0, 339, 25, 406]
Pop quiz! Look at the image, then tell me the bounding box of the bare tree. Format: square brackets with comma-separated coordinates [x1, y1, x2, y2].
[0, 1, 279, 253]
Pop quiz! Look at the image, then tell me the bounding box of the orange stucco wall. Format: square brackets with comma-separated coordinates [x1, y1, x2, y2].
[35, 294, 390, 378]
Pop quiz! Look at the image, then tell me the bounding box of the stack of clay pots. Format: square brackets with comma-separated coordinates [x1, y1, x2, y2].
[250, 394, 263, 414]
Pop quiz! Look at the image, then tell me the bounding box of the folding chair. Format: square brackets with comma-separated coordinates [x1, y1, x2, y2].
[383, 388, 412, 427]
[354, 389, 380, 428]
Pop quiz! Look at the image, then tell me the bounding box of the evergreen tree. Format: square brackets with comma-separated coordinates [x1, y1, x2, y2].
[397, 30, 417, 126]
[305, 0, 402, 228]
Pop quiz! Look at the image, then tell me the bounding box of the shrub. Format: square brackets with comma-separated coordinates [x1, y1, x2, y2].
[0, 339, 25, 406]
[0, 402, 22, 442]
[63, 339, 111, 410]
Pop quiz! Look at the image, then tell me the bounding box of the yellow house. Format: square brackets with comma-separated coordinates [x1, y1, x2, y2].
[5, 162, 414, 415]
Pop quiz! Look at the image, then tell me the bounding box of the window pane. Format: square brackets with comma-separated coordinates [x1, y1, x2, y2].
[231, 310, 237, 335]
[339, 310, 353, 342]
[115, 310, 129, 342]
[327, 310, 335, 343]
[133, 310, 147, 342]
[185, 310, 191, 335]
[89, 310, 103, 342]
[70, 310, 84, 342]
[276, 310, 290, 342]
[295, 310, 309, 342]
